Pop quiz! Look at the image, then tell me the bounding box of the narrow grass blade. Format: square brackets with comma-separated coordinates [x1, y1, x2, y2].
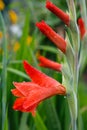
[38, 45, 58, 54]
[3, 108, 8, 130]
[0, 12, 8, 130]
[0, 65, 29, 80]
[19, 113, 29, 130]
[43, 99, 61, 130]
[7, 67, 29, 80]
[34, 112, 48, 130]
[17, 11, 30, 61]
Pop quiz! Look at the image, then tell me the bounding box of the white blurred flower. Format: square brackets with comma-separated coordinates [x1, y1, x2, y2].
[10, 24, 22, 37]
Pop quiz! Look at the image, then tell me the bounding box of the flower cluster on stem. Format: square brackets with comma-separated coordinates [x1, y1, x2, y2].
[11, 1, 86, 130]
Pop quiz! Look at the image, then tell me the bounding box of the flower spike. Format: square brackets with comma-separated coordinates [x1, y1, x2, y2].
[36, 21, 67, 53]
[38, 55, 62, 72]
[78, 18, 86, 39]
[46, 0, 70, 26]
[11, 61, 66, 115]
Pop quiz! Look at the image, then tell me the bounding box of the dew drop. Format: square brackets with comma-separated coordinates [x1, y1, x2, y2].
[64, 96, 66, 98]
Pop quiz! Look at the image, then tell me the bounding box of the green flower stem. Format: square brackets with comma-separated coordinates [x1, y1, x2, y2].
[68, 9, 80, 128]
[67, 91, 77, 130]
[72, 119, 77, 130]
[69, 30, 79, 130]
[73, 51, 79, 93]
[70, 22, 79, 130]
[0, 12, 8, 130]
[65, 3, 80, 127]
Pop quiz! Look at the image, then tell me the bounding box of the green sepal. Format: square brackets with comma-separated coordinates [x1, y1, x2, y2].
[67, 0, 76, 22]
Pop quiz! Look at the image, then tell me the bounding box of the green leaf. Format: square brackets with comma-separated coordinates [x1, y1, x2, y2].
[34, 112, 48, 130]
[38, 45, 58, 54]
[19, 113, 29, 130]
[3, 108, 8, 130]
[7, 67, 29, 80]
[16, 9, 30, 67]
[43, 99, 61, 130]
[0, 12, 8, 130]
[0, 65, 29, 80]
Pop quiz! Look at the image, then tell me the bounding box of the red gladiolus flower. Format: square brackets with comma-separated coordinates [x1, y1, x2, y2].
[46, 0, 70, 26]
[38, 55, 62, 72]
[78, 18, 86, 39]
[36, 21, 67, 53]
[11, 61, 66, 116]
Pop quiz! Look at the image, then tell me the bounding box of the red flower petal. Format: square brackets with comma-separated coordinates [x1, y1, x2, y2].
[12, 81, 66, 114]
[11, 88, 24, 97]
[13, 97, 25, 110]
[12, 83, 65, 114]
[13, 97, 38, 116]
[36, 21, 66, 53]
[46, 0, 70, 26]
[23, 60, 61, 88]
[13, 82, 40, 96]
[23, 85, 66, 109]
[78, 18, 86, 38]
[38, 55, 62, 72]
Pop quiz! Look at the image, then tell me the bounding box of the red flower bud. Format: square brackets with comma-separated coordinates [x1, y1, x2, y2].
[46, 0, 70, 26]
[78, 18, 86, 39]
[36, 21, 67, 53]
[38, 55, 62, 72]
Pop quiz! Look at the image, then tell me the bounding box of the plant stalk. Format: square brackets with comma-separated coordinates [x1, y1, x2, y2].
[0, 12, 8, 130]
